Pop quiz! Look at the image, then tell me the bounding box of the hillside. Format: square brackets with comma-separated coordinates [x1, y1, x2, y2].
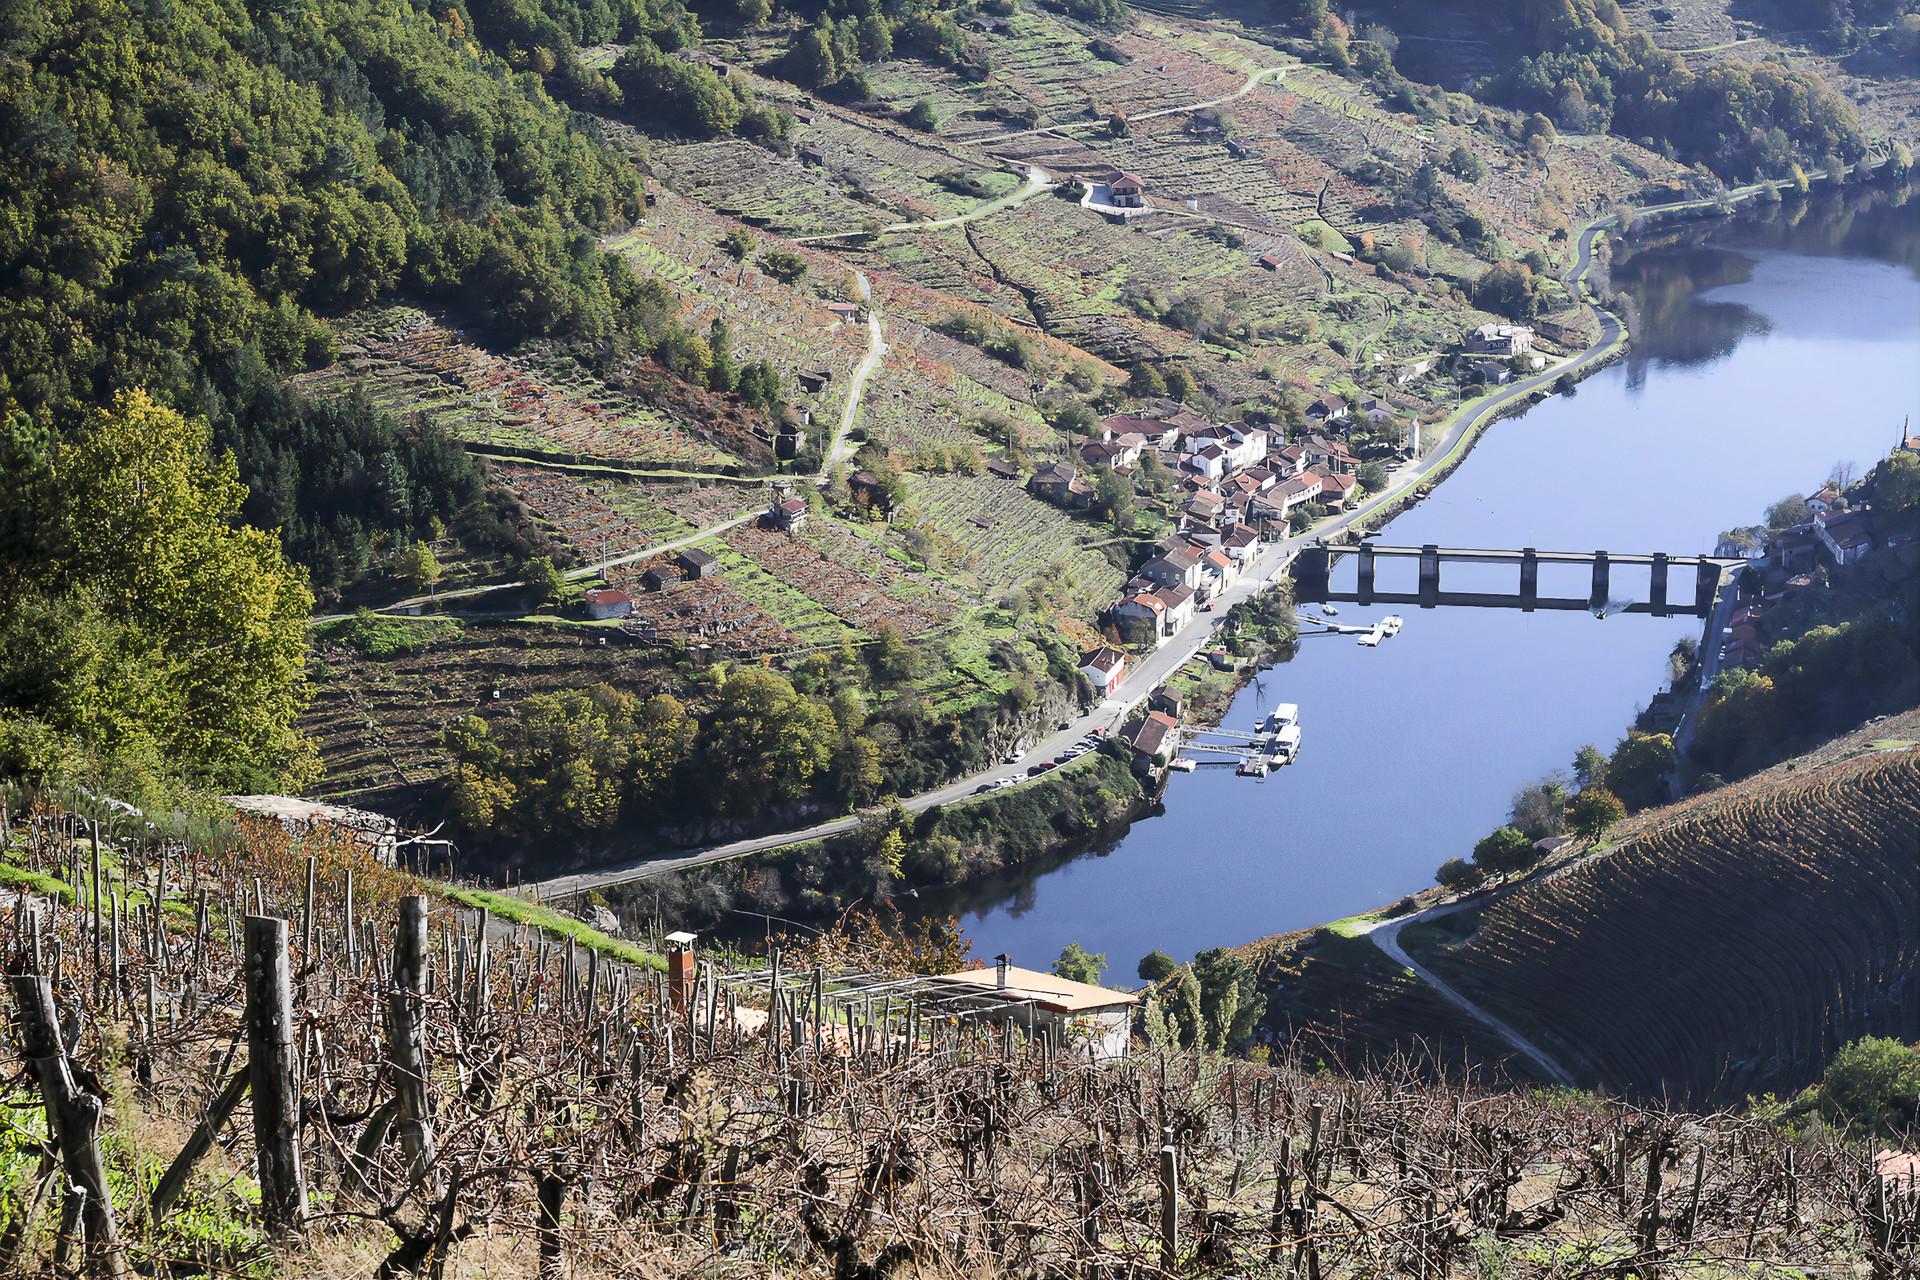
[0, 791, 1912, 1278]
[1247, 709, 1920, 1106]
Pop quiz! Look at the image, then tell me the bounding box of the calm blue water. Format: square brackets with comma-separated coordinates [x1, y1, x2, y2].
[948, 192, 1920, 975]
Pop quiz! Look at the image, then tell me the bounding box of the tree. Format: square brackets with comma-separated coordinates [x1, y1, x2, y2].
[1191, 948, 1264, 1051]
[395, 541, 442, 592]
[1162, 366, 1194, 402]
[1446, 144, 1486, 181]
[699, 667, 836, 815]
[628, 694, 696, 809]
[905, 100, 938, 131]
[720, 228, 756, 261]
[788, 26, 839, 87]
[760, 250, 808, 285]
[1435, 856, 1485, 892]
[1815, 1037, 1920, 1139]
[1765, 493, 1812, 529]
[1138, 949, 1178, 982]
[1472, 826, 1536, 876]
[1092, 467, 1136, 531]
[0, 391, 315, 789]
[1874, 450, 1920, 515]
[1509, 779, 1566, 840]
[523, 556, 566, 606]
[1567, 786, 1626, 839]
[1054, 943, 1108, 986]
[1605, 731, 1675, 810]
[1571, 743, 1609, 790]
[1473, 261, 1543, 319]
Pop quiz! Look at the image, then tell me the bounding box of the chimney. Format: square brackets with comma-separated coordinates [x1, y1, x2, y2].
[665, 930, 697, 1011]
[995, 953, 1011, 990]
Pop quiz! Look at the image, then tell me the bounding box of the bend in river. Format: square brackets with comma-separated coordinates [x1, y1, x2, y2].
[937, 188, 1920, 972]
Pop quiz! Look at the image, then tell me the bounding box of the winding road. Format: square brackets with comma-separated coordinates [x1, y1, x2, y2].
[819, 274, 887, 478]
[1359, 902, 1579, 1086]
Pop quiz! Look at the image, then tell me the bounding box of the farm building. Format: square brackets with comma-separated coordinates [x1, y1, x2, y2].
[676, 548, 720, 579]
[776, 428, 807, 459]
[936, 957, 1138, 1061]
[985, 457, 1019, 480]
[1472, 359, 1513, 385]
[1108, 171, 1147, 208]
[1029, 460, 1094, 510]
[640, 567, 677, 593]
[1464, 323, 1535, 357]
[826, 301, 867, 325]
[585, 587, 637, 617]
[771, 496, 810, 532]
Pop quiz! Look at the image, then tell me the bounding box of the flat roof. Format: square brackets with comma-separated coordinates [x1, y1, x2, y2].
[938, 964, 1138, 1014]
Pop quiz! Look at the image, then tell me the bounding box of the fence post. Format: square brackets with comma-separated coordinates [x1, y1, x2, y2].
[388, 896, 443, 1198]
[244, 916, 307, 1233]
[1159, 1141, 1179, 1273]
[11, 973, 131, 1278]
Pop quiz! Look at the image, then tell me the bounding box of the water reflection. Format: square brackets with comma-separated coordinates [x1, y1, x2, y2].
[934, 187, 1920, 970]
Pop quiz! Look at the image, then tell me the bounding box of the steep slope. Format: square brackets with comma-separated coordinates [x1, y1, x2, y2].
[1248, 710, 1920, 1104]
[1431, 735, 1920, 1106]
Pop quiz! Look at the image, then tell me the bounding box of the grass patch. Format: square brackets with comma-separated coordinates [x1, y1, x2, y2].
[314, 610, 464, 658]
[450, 887, 665, 970]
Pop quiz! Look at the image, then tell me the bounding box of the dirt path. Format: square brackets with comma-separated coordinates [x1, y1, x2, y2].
[1359, 903, 1580, 1087]
[793, 167, 1056, 244]
[970, 65, 1288, 145]
[820, 279, 885, 478]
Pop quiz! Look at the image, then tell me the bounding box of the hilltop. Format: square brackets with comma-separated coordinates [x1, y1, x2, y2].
[1244, 706, 1920, 1106]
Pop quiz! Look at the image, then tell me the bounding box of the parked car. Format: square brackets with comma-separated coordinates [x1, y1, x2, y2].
[974, 782, 995, 795]
[1027, 763, 1049, 776]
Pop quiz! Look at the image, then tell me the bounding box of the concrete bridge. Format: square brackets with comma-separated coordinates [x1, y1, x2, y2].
[1292, 542, 1744, 617]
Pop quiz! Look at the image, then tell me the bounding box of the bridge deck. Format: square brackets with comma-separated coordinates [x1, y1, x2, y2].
[1328, 544, 1741, 568]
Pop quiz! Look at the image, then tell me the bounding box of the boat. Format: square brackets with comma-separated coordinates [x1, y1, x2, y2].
[1271, 723, 1303, 764]
[1168, 757, 1197, 773]
[1256, 702, 1299, 734]
[1380, 614, 1404, 637]
[1357, 625, 1384, 647]
[1236, 757, 1269, 778]
[1322, 605, 1339, 617]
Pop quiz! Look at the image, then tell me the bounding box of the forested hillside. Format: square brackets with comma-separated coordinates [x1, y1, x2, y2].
[0, 0, 677, 593]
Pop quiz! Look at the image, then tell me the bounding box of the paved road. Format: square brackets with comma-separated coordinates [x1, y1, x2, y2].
[1360, 902, 1579, 1087]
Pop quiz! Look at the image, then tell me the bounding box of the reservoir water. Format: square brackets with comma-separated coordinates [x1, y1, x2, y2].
[949, 189, 1920, 974]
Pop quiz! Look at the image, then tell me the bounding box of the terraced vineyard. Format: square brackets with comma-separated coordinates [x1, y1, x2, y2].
[294, 308, 740, 468]
[907, 473, 1128, 615]
[303, 622, 684, 802]
[1434, 740, 1920, 1106]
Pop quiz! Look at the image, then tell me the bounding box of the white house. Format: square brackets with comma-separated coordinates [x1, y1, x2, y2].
[1186, 444, 1227, 480]
[1079, 645, 1127, 694]
[1155, 584, 1196, 633]
[936, 958, 1138, 1060]
[584, 588, 636, 620]
[1113, 591, 1168, 643]
[1464, 323, 1534, 356]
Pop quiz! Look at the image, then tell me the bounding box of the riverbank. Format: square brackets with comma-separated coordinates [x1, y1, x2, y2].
[950, 180, 1920, 968]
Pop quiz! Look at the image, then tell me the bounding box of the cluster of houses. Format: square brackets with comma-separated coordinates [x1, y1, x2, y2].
[1026, 403, 1381, 654]
[1713, 441, 1919, 670]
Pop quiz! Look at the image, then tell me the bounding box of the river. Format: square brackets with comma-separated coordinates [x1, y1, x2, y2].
[945, 188, 1920, 975]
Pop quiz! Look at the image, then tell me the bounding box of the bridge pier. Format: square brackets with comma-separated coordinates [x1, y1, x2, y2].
[1694, 559, 1721, 617]
[1589, 551, 1611, 611]
[1649, 553, 1669, 617]
[1519, 549, 1539, 612]
[1357, 544, 1375, 605]
[1418, 544, 1440, 608]
[1293, 544, 1331, 602]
